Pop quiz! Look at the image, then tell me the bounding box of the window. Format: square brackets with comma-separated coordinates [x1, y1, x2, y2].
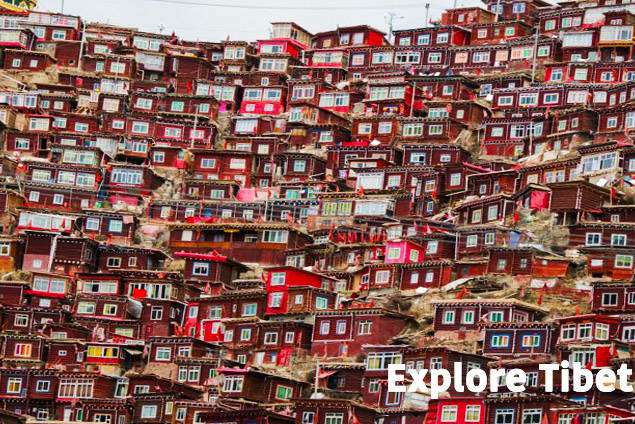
[15, 138, 30, 150]
[429, 124, 443, 135]
[428, 357, 442, 370]
[14, 343, 32, 357]
[596, 323, 609, 340]
[491, 335, 510, 348]
[471, 209, 482, 224]
[616, 255, 633, 269]
[473, 51, 490, 63]
[578, 323, 592, 339]
[242, 303, 257, 317]
[302, 412, 315, 424]
[403, 123, 424, 137]
[571, 349, 595, 367]
[103, 304, 118, 316]
[372, 51, 393, 64]
[561, 324, 576, 340]
[7, 378, 22, 394]
[442, 310, 455, 324]
[155, 347, 171, 361]
[320, 321, 330, 335]
[141, 405, 157, 419]
[441, 406, 458, 422]
[466, 235, 478, 248]
[51, 29, 67, 40]
[293, 160, 306, 173]
[395, 51, 420, 64]
[465, 405, 481, 422]
[111, 169, 143, 186]
[315, 297, 328, 310]
[517, 410, 543, 424]
[449, 173, 461, 186]
[375, 270, 390, 284]
[366, 351, 402, 370]
[544, 93, 559, 105]
[521, 335, 540, 347]
[264, 332, 279, 344]
[150, 306, 163, 320]
[549, 68, 563, 82]
[487, 205, 499, 221]
[417, 34, 430, 45]
[134, 385, 150, 394]
[131, 121, 149, 134]
[35, 380, 50, 392]
[358, 320, 372, 335]
[526, 372, 538, 387]
[270, 272, 286, 286]
[77, 302, 96, 315]
[519, 93, 538, 107]
[240, 328, 251, 342]
[602, 292, 618, 306]
[58, 378, 94, 399]
[274, 385, 293, 400]
[325, 413, 344, 424]
[192, 262, 209, 276]
[106, 257, 121, 268]
[428, 52, 442, 63]
[490, 311, 504, 322]
[14, 314, 28, 327]
[462, 310, 475, 324]
[585, 233, 601, 246]
[612, 234, 627, 246]
[268, 292, 283, 308]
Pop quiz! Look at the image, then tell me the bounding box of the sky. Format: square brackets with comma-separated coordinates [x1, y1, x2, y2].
[34, 0, 482, 43]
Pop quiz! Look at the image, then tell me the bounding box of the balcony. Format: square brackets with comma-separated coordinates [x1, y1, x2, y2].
[599, 26, 634, 46]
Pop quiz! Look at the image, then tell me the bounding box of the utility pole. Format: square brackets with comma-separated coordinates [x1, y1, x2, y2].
[385, 12, 403, 44]
[494, 0, 502, 22]
[531, 25, 540, 83]
[424, 3, 430, 26]
[314, 359, 320, 395]
[61, 0, 65, 14]
[77, 20, 86, 70]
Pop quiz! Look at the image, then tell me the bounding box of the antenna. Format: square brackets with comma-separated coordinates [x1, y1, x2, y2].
[425, 3, 430, 26]
[158, 24, 166, 34]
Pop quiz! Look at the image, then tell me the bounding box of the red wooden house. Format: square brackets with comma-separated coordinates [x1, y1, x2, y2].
[264, 266, 336, 315]
[218, 367, 309, 404]
[168, 222, 314, 266]
[555, 314, 626, 369]
[311, 307, 415, 357]
[312, 25, 387, 49]
[3, 49, 56, 71]
[481, 322, 556, 358]
[174, 250, 249, 291]
[431, 299, 547, 335]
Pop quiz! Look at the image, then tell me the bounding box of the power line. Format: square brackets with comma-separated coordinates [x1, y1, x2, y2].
[122, 0, 434, 10]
